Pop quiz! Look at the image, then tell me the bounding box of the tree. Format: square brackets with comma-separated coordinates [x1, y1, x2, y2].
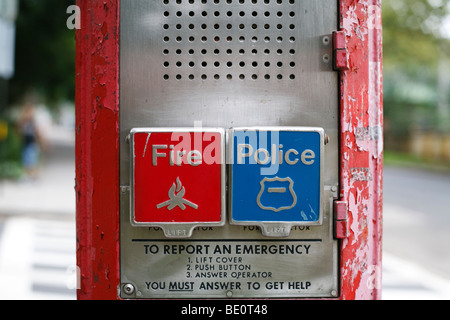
[382, 0, 450, 145]
[8, 0, 75, 107]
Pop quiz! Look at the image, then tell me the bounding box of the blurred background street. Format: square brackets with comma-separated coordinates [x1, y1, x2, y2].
[0, 124, 76, 299]
[382, 165, 450, 299]
[1, 0, 450, 300]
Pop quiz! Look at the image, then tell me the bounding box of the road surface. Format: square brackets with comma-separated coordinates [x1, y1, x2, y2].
[382, 165, 450, 299]
[383, 165, 450, 279]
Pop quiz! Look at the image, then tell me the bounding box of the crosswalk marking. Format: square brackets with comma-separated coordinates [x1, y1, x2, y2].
[2, 216, 450, 300]
[0, 216, 76, 300]
[382, 253, 450, 300]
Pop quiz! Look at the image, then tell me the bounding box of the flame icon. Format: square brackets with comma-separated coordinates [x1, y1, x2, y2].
[156, 177, 199, 210]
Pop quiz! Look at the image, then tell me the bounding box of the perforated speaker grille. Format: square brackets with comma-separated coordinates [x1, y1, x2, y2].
[119, 0, 336, 129]
[160, 0, 299, 81]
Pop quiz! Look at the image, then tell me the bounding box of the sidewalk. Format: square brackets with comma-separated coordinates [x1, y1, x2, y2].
[0, 125, 75, 217]
[0, 125, 77, 299]
[0, 215, 76, 299]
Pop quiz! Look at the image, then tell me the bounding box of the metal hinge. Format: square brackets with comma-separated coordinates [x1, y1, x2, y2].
[333, 200, 349, 239]
[332, 31, 349, 71]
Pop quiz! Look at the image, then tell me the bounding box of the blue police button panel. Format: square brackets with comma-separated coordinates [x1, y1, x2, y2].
[229, 127, 324, 237]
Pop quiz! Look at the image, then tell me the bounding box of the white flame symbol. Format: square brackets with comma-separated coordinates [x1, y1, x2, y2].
[156, 177, 199, 210]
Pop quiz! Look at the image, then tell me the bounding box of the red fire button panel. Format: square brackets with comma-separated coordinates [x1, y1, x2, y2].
[130, 128, 225, 237]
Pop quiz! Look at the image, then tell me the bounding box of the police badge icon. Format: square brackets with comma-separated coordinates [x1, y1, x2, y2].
[256, 177, 297, 213]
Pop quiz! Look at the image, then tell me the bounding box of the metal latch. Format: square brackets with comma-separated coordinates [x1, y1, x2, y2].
[333, 200, 349, 239]
[333, 31, 349, 71]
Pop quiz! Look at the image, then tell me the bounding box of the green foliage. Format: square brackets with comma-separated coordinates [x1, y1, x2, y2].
[383, 0, 447, 67]
[8, 0, 75, 107]
[2, 1, 76, 178]
[383, 0, 450, 139]
[0, 119, 23, 179]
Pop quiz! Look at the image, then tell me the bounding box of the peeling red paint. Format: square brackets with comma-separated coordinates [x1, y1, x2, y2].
[76, 0, 120, 300]
[339, 0, 383, 300]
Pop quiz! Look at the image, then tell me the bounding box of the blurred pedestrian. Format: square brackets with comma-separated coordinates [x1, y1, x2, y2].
[17, 103, 44, 179]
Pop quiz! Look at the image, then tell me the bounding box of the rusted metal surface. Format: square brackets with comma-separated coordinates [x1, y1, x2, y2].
[75, 0, 120, 300]
[338, 0, 383, 299]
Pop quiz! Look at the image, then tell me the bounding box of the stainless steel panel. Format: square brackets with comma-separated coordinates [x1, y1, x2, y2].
[120, 0, 339, 299]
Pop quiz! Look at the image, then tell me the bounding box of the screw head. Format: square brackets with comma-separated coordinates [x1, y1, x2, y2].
[123, 283, 135, 295]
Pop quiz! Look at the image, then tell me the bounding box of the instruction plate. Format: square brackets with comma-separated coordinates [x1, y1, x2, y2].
[119, 189, 338, 299]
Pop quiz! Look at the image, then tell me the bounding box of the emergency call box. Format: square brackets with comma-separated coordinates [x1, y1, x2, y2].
[130, 128, 226, 238]
[229, 127, 324, 237]
[119, 0, 339, 299]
